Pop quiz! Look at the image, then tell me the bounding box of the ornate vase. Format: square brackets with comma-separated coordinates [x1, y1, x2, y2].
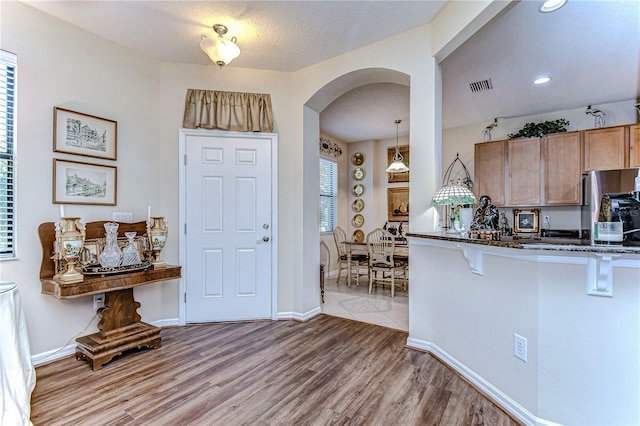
[55, 217, 86, 283]
[99, 222, 123, 268]
[147, 217, 168, 268]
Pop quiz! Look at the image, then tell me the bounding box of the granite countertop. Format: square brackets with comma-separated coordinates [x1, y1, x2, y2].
[406, 232, 640, 254]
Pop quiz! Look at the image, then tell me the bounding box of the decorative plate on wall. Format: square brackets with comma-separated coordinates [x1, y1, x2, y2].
[351, 152, 365, 166]
[352, 184, 365, 197]
[352, 167, 366, 181]
[353, 229, 365, 243]
[352, 198, 365, 212]
[352, 214, 365, 227]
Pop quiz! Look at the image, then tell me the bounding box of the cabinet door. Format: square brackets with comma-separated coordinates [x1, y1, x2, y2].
[507, 137, 541, 206]
[584, 126, 628, 171]
[543, 132, 582, 205]
[474, 140, 505, 206]
[630, 124, 640, 168]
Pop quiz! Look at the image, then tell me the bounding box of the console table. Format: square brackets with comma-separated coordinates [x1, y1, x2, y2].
[38, 221, 181, 371]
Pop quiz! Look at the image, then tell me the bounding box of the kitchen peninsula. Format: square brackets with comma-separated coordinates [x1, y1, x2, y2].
[405, 232, 640, 425]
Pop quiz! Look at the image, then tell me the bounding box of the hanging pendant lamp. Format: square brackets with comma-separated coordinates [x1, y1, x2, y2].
[386, 119, 409, 173]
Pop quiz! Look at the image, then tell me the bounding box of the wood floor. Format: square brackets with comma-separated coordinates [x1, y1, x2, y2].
[31, 315, 519, 426]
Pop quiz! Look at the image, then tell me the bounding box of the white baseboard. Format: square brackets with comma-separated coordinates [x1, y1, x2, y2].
[277, 307, 322, 322]
[405, 337, 556, 426]
[32, 318, 180, 366]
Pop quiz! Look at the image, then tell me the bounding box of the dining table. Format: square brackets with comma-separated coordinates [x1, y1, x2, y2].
[342, 241, 409, 287]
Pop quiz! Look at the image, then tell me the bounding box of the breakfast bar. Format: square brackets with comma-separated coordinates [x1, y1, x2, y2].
[405, 232, 640, 425]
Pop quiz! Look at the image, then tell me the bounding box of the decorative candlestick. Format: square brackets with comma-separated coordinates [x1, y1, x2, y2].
[147, 216, 167, 268]
[55, 217, 85, 283]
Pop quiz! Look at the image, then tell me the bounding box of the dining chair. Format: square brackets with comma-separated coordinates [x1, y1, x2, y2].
[333, 226, 368, 286]
[366, 228, 408, 297]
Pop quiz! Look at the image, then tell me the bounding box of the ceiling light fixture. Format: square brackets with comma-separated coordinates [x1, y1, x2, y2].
[540, 0, 567, 13]
[385, 120, 409, 173]
[200, 24, 240, 68]
[534, 76, 551, 85]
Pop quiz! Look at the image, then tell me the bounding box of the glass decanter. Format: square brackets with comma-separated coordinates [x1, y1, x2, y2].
[99, 222, 123, 268]
[121, 231, 142, 266]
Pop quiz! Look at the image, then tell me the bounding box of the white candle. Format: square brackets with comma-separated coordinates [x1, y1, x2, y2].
[147, 205, 151, 221]
[59, 204, 65, 218]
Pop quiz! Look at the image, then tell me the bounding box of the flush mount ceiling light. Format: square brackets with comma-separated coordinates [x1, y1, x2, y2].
[534, 76, 551, 85]
[200, 24, 240, 68]
[386, 119, 409, 173]
[540, 0, 567, 13]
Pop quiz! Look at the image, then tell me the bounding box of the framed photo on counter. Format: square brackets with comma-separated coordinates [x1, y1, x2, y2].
[513, 209, 540, 234]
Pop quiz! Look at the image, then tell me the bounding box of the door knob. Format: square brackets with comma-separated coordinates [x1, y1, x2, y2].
[262, 236, 270, 242]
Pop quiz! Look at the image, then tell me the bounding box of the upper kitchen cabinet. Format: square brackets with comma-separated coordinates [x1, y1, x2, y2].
[543, 131, 582, 205]
[474, 140, 505, 206]
[507, 137, 541, 206]
[583, 125, 629, 171]
[630, 124, 640, 168]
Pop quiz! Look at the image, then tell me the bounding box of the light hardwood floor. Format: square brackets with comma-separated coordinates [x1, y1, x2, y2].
[31, 315, 520, 425]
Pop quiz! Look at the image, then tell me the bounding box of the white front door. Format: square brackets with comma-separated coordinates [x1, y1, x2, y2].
[181, 130, 275, 323]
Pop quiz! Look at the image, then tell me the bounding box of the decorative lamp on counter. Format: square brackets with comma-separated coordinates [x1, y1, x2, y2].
[431, 153, 477, 234]
[385, 119, 409, 173]
[147, 217, 168, 269]
[200, 24, 240, 68]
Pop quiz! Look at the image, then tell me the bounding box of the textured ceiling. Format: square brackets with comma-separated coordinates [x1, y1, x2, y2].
[20, 0, 640, 141]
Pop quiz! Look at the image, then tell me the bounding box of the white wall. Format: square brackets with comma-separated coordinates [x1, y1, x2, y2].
[442, 99, 640, 230]
[0, 1, 170, 355]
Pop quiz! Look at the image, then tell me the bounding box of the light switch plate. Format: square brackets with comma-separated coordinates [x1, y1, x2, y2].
[112, 212, 133, 223]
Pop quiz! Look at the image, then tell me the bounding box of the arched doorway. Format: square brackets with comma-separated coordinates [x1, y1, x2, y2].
[304, 68, 411, 329]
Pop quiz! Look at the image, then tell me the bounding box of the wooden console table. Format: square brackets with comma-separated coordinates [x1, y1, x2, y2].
[39, 221, 181, 371]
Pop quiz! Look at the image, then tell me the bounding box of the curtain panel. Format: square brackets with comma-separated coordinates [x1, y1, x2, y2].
[182, 89, 274, 133]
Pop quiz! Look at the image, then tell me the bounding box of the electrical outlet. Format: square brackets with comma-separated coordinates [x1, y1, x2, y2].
[543, 215, 550, 224]
[514, 334, 528, 362]
[93, 294, 105, 310]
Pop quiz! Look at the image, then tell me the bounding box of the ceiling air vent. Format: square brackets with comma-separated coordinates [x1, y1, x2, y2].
[469, 79, 493, 93]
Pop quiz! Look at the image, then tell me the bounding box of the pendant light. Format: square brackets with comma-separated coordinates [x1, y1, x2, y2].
[386, 119, 409, 173]
[200, 24, 240, 68]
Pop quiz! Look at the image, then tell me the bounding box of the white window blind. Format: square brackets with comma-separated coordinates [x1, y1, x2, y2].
[319, 158, 338, 233]
[0, 50, 16, 258]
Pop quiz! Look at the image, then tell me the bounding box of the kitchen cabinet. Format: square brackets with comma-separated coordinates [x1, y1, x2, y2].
[474, 140, 505, 206]
[630, 124, 640, 168]
[543, 131, 582, 205]
[583, 125, 628, 171]
[507, 137, 541, 206]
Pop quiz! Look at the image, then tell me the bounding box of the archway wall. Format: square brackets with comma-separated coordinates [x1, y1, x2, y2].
[289, 0, 509, 315]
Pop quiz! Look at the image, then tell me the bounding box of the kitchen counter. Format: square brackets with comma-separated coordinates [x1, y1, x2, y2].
[406, 232, 640, 254]
[406, 231, 640, 425]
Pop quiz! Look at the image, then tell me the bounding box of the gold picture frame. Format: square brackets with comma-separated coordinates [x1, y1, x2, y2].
[53, 159, 117, 206]
[54, 107, 117, 160]
[513, 209, 540, 234]
[388, 187, 409, 222]
[387, 145, 410, 183]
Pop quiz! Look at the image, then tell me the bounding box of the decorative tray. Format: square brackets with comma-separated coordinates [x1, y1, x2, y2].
[82, 261, 152, 276]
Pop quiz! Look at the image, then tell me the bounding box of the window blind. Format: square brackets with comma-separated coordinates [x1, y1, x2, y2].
[0, 50, 16, 258]
[319, 158, 338, 233]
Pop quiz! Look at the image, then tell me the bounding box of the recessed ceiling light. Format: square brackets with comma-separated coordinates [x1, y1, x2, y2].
[534, 77, 551, 85]
[540, 0, 567, 13]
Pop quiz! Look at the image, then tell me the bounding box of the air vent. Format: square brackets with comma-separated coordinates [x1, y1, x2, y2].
[469, 79, 493, 93]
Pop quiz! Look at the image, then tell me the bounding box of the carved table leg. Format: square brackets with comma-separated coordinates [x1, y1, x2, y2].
[75, 288, 161, 370]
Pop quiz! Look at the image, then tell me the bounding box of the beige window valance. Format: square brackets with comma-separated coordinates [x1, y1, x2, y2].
[182, 89, 274, 133]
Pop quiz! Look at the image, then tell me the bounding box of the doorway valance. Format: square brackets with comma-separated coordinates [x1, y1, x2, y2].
[182, 89, 274, 132]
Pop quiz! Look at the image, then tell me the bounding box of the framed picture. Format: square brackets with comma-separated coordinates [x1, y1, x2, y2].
[388, 187, 409, 222]
[54, 107, 117, 160]
[53, 159, 117, 205]
[513, 209, 540, 234]
[80, 239, 102, 266]
[387, 146, 409, 183]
